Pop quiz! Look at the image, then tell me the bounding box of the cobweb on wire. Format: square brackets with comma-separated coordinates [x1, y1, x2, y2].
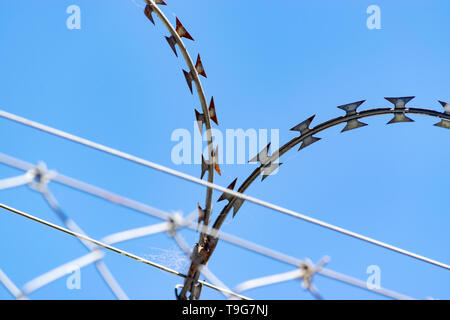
[144, 245, 190, 273]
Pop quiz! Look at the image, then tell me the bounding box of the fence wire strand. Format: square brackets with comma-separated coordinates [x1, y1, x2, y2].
[0, 203, 251, 300]
[39, 188, 129, 300]
[0, 154, 431, 299]
[0, 111, 448, 272]
[0, 195, 417, 300]
[1, 0, 446, 302]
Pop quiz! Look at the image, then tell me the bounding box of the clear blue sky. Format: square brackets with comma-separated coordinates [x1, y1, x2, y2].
[0, 0, 449, 299]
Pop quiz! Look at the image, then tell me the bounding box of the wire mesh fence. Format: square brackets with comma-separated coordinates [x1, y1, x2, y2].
[1, 0, 449, 300]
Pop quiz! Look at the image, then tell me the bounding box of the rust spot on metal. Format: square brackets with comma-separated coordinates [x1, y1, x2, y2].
[208, 97, 218, 125]
[144, 5, 156, 25]
[143, 1, 166, 25]
[195, 54, 207, 78]
[213, 146, 221, 176]
[176, 17, 194, 41]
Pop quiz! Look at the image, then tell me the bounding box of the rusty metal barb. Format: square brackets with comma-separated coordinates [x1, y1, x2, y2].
[143, 2, 217, 249]
[195, 97, 219, 134]
[143, 0, 166, 25]
[183, 55, 208, 93]
[142, 3, 219, 298]
[195, 54, 207, 78]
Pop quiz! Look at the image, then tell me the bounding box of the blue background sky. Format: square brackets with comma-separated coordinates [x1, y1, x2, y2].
[0, 0, 449, 299]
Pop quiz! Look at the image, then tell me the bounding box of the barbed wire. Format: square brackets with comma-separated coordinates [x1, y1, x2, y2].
[0, 202, 251, 300]
[189, 99, 450, 298]
[1, 0, 448, 301]
[0, 110, 448, 274]
[0, 196, 416, 300]
[125, 0, 450, 300]
[143, 0, 217, 233]
[213, 103, 450, 231]
[139, 1, 223, 298]
[0, 157, 423, 299]
[0, 162, 240, 301]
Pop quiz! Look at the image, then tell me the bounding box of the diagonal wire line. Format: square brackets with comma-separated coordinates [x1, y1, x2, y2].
[0, 269, 27, 299]
[1, 198, 414, 300]
[102, 222, 171, 245]
[233, 266, 328, 300]
[0, 203, 250, 300]
[231, 256, 327, 300]
[233, 267, 413, 300]
[0, 152, 302, 266]
[0, 154, 431, 299]
[0, 111, 449, 271]
[130, 0, 449, 299]
[39, 188, 129, 300]
[0, 172, 34, 190]
[0, 152, 171, 222]
[22, 250, 104, 297]
[234, 269, 308, 294]
[0, 202, 186, 276]
[115, 220, 415, 300]
[317, 267, 414, 301]
[26, 198, 418, 300]
[21, 224, 172, 297]
[19, 217, 240, 299]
